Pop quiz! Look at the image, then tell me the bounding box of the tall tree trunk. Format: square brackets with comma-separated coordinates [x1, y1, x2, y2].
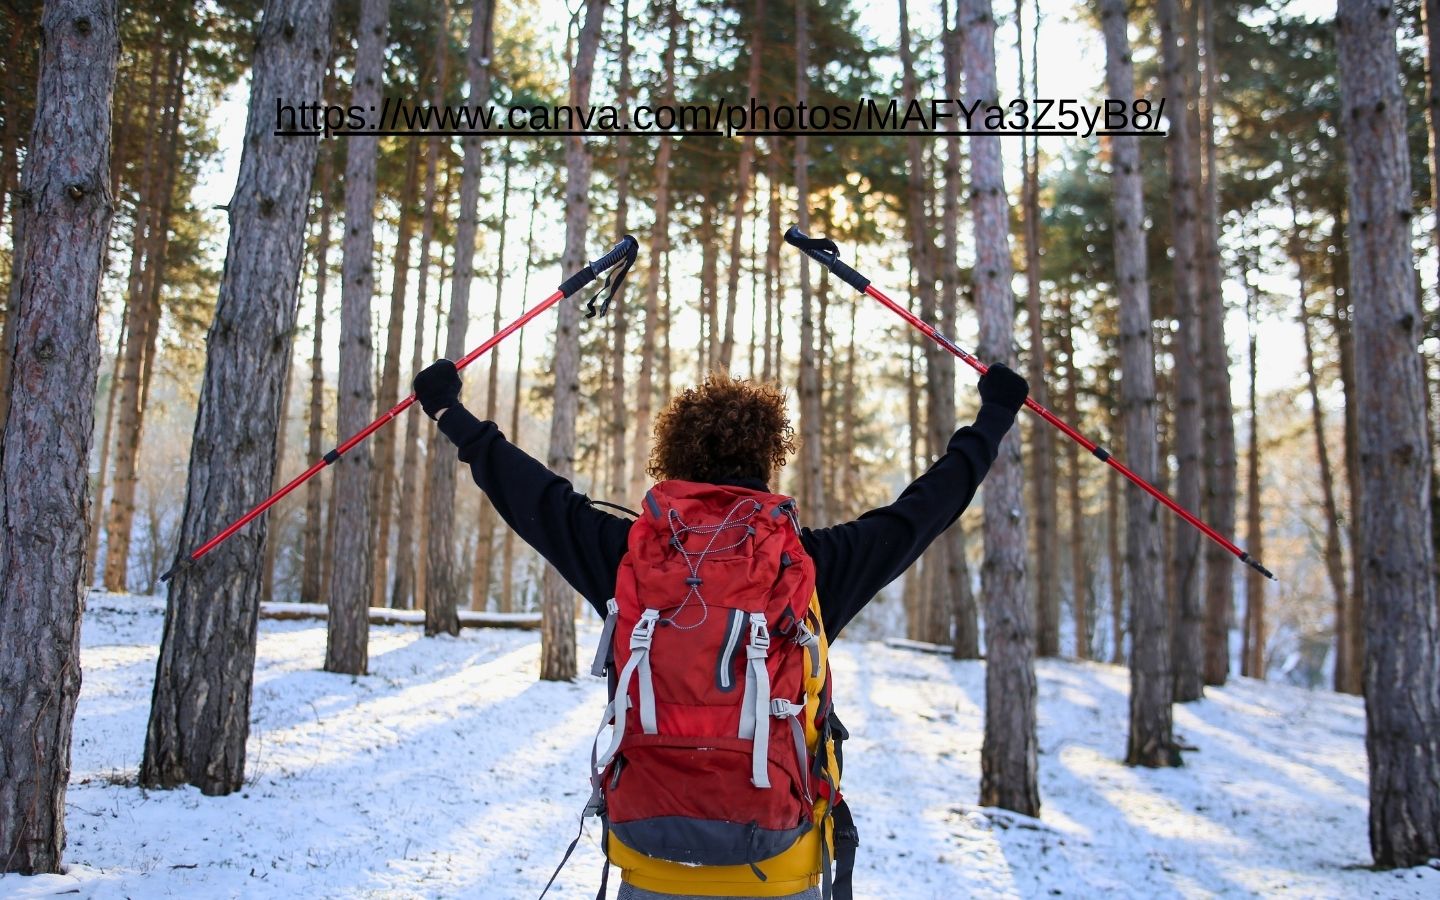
[1102, 0, 1180, 768]
[424, 0, 493, 637]
[371, 140, 420, 609]
[763, 146, 779, 384]
[1108, 463, 1123, 664]
[1422, 0, 1440, 580]
[794, 0, 824, 527]
[136, 39, 187, 421]
[261, 355, 294, 603]
[141, 0, 330, 794]
[904, 272, 924, 633]
[1063, 292, 1088, 658]
[718, 0, 766, 374]
[1156, 0, 1205, 702]
[1291, 209, 1349, 690]
[629, 10, 676, 504]
[609, 3, 633, 500]
[899, 0, 942, 644]
[1015, 0, 1057, 657]
[392, 11, 446, 611]
[302, 167, 331, 604]
[325, 0, 389, 673]
[472, 147, 511, 611]
[1337, 0, 1440, 867]
[662, 246, 673, 401]
[502, 183, 541, 615]
[961, 0, 1038, 815]
[100, 42, 166, 593]
[1241, 259, 1263, 679]
[542, 0, 607, 681]
[1196, 0, 1236, 688]
[0, 0, 117, 872]
[86, 307, 127, 585]
[938, 2, 979, 658]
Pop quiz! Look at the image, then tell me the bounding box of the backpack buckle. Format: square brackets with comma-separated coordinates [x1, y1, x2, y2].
[631, 609, 660, 648]
[747, 613, 770, 654]
[770, 698, 801, 718]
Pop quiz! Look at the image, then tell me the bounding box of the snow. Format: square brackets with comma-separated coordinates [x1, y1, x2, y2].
[3, 592, 1436, 899]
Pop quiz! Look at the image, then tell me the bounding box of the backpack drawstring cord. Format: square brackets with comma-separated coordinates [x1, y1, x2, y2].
[662, 499, 761, 630]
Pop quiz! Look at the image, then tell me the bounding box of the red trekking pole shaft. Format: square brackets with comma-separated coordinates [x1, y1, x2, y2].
[784, 226, 1275, 582]
[161, 235, 639, 583]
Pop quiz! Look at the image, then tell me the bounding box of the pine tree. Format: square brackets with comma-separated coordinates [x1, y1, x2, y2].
[961, 0, 1039, 816]
[0, 0, 118, 872]
[541, 0, 608, 681]
[425, 0, 493, 638]
[1336, 0, 1440, 867]
[326, 0, 390, 674]
[1101, 0, 1181, 769]
[141, 0, 332, 794]
[1156, 0, 1206, 703]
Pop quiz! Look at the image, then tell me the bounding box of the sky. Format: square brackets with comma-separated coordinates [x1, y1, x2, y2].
[188, 0, 1359, 407]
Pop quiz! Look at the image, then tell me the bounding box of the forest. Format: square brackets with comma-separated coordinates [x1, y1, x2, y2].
[0, 0, 1437, 895]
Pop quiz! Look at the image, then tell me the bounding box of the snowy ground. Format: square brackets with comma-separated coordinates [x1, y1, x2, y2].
[3, 592, 1437, 899]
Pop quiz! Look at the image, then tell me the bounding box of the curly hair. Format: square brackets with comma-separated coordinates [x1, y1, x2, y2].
[647, 374, 797, 485]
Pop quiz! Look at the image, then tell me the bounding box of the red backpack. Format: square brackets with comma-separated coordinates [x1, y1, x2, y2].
[557, 480, 855, 900]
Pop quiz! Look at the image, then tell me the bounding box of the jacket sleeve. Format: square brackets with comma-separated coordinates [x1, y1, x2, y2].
[801, 402, 1017, 641]
[436, 403, 631, 616]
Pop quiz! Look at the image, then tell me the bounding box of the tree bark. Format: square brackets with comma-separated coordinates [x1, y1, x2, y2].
[718, 0, 765, 374]
[371, 140, 420, 609]
[141, 0, 330, 794]
[1102, 0, 1180, 768]
[503, 183, 541, 615]
[261, 347, 294, 603]
[1196, 0, 1236, 689]
[542, 0, 607, 681]
[1156, 0, 1205, 703]
[86, 301, 127, 586]
[424, 0, 492, 637]
[899, 0, 944, 645]
[1336, 0, 1440, 867]
[1290, 207, 1349, 691]
[1241, 256, 1263, 679]
[609, 1, 633, 500]
[1063, 292, 1088, 658]
[301, 163, 331, 605]
[472, 147, 510, 611]
[1329, 204, 1365, 696]
[938, 3, 979, 658]
[763, 146, 780, 384]
[325, 0, 389, 673]
[1013, 0, 1058, 658]
[794, 0, 824, 529]
[0, 0, 117, 873]
[1422, 0, 1440, 582]
[392, 9, 446, 611]
[960, 0, 1039, 815]
[100, 42, 166, 593]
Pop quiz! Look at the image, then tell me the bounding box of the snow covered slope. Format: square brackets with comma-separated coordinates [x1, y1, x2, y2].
[3, 593, 1435, 899]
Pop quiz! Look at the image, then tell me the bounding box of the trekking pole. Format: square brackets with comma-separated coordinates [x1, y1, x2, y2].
[783, 226, 1275, 582]
[160, 234, 640, 583]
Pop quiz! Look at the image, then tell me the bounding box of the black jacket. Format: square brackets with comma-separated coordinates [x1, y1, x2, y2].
[436, 402, 1017, 641]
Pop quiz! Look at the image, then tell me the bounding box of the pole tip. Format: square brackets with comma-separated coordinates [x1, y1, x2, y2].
[1240, 553, 1276, 582]
[159, 556, 196, 584]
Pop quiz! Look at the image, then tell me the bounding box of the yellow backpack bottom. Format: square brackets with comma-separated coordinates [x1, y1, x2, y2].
[606, 804, 833, 897]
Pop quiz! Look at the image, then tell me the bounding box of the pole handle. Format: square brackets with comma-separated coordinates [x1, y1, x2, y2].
[557, 234, 639, 299]
[784, 226, 871, 292]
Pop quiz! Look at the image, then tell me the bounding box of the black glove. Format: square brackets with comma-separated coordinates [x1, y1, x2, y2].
[413, 359, 462, 420]
[977, 363, 1029, 415]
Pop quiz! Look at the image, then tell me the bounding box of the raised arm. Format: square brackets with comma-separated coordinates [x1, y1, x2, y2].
[415, 360, 631, 615]
[802, 365, 1028, 639]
